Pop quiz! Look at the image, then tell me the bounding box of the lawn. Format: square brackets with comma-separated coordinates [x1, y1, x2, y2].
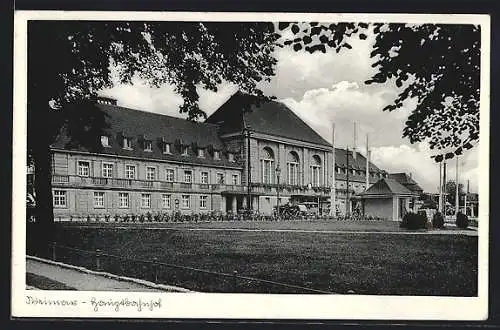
[53, 225, 478, 296]
[59, 219, 475, 232]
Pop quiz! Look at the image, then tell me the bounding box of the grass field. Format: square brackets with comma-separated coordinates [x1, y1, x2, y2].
[59, 219, 476, 232]
[53, 224, 478, 296]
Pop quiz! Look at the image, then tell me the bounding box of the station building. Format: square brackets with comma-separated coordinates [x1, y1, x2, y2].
[50, 92, 389, 220]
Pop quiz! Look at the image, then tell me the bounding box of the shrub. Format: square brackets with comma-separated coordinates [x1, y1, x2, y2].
[456, 212, 469, 229]
[432, 211, 444, 229]
[400, 212, 427, 230]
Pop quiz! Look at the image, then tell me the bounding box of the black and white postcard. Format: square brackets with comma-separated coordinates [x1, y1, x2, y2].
[12, 11, 490, 320]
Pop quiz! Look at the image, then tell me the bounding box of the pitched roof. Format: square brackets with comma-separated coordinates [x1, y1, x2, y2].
[206, 91, 332, 147]
[360, 178, 417, 196]
[388, 173, 424, 193]
[51, 103, 242, 168]
[335, 148, 383, 172]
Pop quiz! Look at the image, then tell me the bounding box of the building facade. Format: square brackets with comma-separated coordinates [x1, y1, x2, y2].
[50, 93, 389, 220]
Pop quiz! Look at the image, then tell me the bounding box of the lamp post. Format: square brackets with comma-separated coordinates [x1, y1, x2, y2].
[244, 126, 252, 211]
[276, 164, 281, 220]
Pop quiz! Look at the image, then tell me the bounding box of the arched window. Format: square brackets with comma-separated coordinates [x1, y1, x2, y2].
[287, 151, 300, 185]
[261, 147, 274, 184]
[311, 155, 322, 186]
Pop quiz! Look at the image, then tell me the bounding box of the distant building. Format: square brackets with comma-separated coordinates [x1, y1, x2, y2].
[360, 177, 421, 221]
[388, 173, 424, 196]
[49, 92, 389, 220]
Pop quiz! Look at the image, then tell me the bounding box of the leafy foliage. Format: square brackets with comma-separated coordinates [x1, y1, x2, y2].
[400, 212, 428, 230]
[445, 180, 464, 206]
[456, 212, 469, 229]
[432, 211, 444, 229]
[277, 22, 481, 161]
[30, 21, 278, 123]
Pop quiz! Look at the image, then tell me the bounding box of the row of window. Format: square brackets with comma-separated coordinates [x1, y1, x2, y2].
[336, 166, 384, 178]
[101, 136, 235, 162]
[53, 190, 208, 209]
[76, 160, 239, 184]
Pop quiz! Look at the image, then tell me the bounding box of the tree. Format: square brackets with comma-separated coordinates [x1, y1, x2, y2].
[444, 180, 464, 206]
[277, 22, 480, 162]
[27, 21, 279, 254]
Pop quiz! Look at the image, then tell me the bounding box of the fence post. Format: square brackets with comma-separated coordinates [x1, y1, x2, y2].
[152, 257, 159, 283]
[232, 270, 238, 292]
[95, 249, 101, 271]
[51, 242, 56, 261]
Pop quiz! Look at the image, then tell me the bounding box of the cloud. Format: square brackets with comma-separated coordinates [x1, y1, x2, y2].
[100, 78, 237, 120]
[281, 80, 414, 148]
[371, 143, 479, 193]
[266, 31, 378, 99]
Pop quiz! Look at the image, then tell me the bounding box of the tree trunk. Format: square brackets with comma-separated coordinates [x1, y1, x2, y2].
[26, 99, 55, 257]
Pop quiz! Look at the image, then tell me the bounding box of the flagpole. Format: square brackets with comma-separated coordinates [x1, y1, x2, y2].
[365, 134, 369, 190]
[438, 161, 443, 213]
[346, 146, 350, 216]
[455, 156, 459, 217]
[330, 123, 336, 217]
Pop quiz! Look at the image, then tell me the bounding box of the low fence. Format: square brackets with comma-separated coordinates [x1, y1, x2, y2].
[49, 242, 334, 294]
[54, 212, 389, 223]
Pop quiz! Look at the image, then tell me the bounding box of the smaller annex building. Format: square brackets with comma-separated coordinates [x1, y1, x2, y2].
[360, 177, 420, 221]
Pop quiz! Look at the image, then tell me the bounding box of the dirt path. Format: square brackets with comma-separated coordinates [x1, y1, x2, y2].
[26, 257, 189, 292]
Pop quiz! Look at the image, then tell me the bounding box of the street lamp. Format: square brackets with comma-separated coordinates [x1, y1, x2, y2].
[276, 164, 281, 220]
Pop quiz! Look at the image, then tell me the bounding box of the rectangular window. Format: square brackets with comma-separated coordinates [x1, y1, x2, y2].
[182, 195, 190, 209]
[53, 190, 67, 207]
[146, 166, 156, 181]
[198, 149, 204, 158]
[165, 169, 175, 182]
[101, 135, 110, 147]
[102, 163, 113, 178]
[125, 165, 136, 179]
[262, 160, 272, 184]
[141, 193, 151, 208]
[94, 191, 105, 208]
[162, 194, 171, 209]
[182, 146, 189, 156]
[118, 192, 129, 208]
[144, 140, 152, 152]
[78, 161, 90, 177]
[163, 143, 171, 154]
[201, 171, 209, 184]
[214, 151, 220, 160]
[200, 195, 207, 209]
[228, 153, 235, 162]
[288, 163, 298, 185]
[232, 174, 238, 185]
[123, 137, 132, 149]
[184, 170, 192, 183]
[216, 173, 224, 184]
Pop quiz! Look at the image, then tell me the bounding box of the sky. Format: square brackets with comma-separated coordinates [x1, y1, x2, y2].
[99, 26, 479, 194]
